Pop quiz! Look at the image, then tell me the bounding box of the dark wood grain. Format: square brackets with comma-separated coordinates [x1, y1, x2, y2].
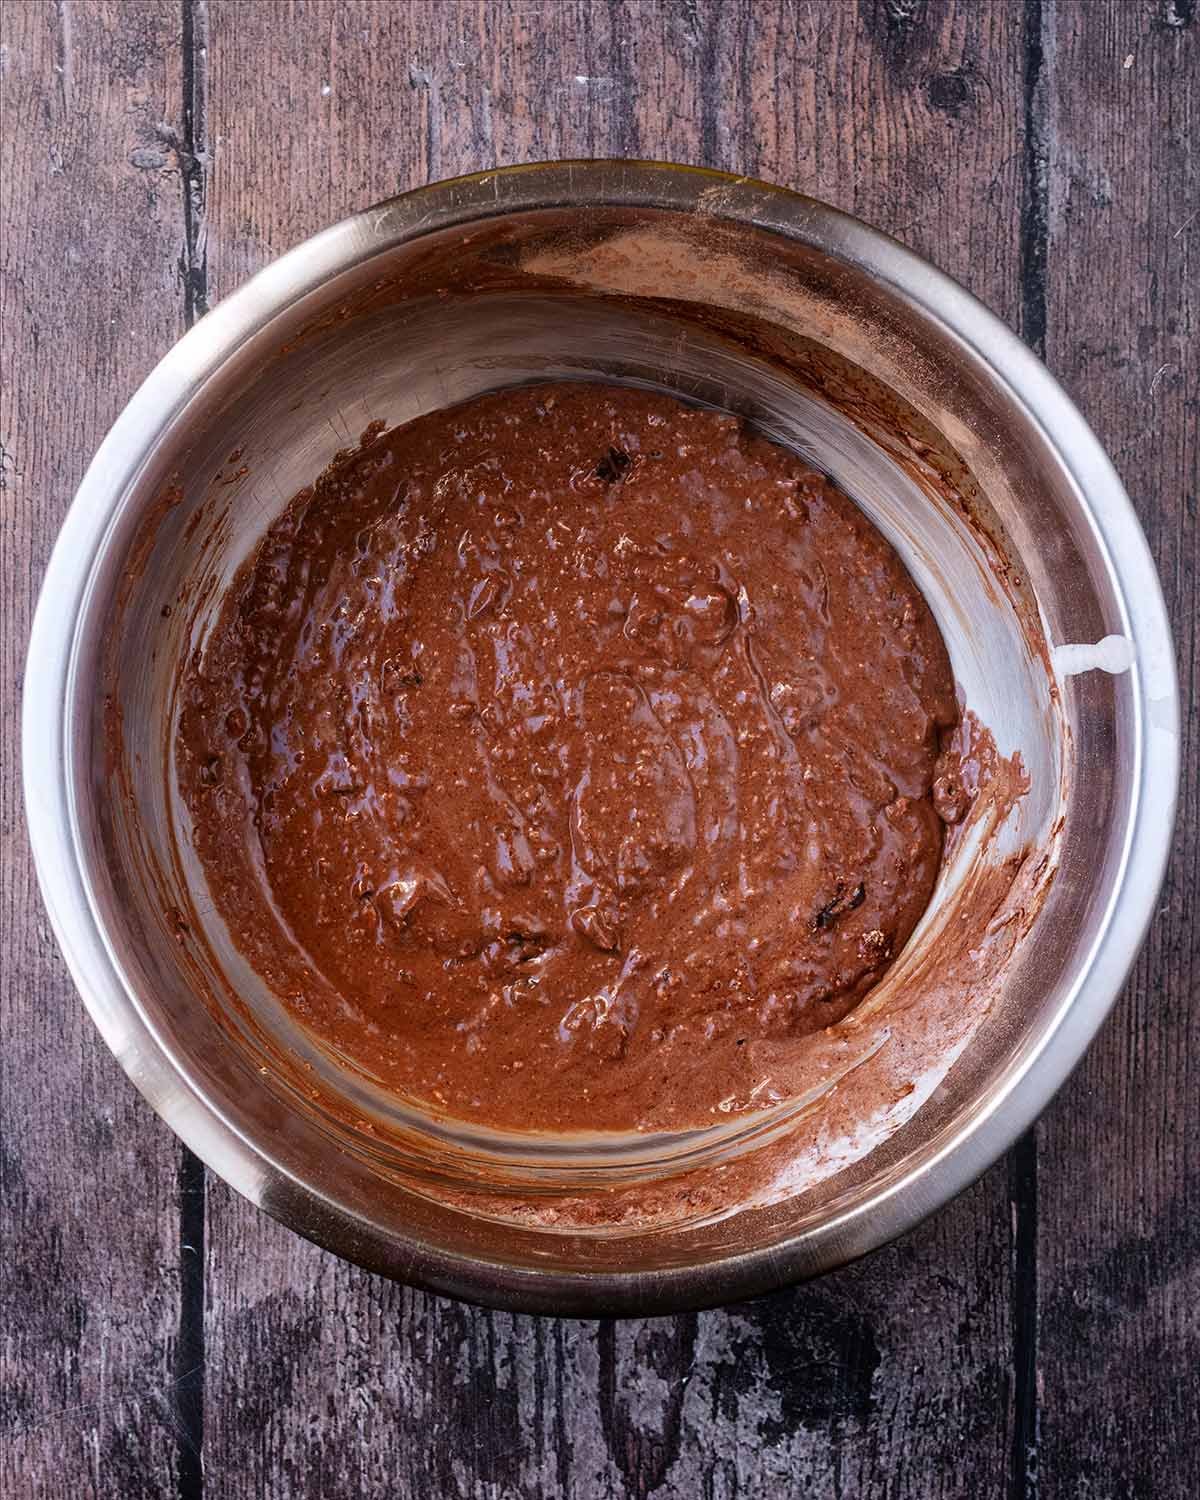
[0, 4, 194, 1497]
[2, 1, 1196, 1496]
[1035, 3, 1199, 1496]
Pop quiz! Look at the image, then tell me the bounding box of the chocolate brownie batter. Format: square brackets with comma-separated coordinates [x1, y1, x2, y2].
[178, 384, 960, 1132]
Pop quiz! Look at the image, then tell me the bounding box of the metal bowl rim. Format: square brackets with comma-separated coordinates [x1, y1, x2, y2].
[23, 160, 1180, 1314]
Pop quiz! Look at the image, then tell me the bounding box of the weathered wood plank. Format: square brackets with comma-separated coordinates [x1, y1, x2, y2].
[197, 3, 1027, 1496]
[1036, 2, 1199, 1495]
[0, 3, 192, 1496]
[8, 2, 1193, 1496]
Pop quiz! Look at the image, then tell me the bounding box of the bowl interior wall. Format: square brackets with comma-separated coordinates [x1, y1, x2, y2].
[78, 207, 1134, 1281]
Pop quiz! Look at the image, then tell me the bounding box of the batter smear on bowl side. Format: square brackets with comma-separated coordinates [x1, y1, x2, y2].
[178, 383, 966, 1133]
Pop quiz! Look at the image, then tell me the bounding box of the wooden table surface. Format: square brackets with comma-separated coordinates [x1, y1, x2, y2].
[2, 2, 1196, 1496]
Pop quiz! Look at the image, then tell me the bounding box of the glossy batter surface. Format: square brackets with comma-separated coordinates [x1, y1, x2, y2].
[178, 384, 960, 1131]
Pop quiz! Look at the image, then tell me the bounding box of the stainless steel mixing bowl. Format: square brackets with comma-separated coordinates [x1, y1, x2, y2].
[24, 163, 1179, 1313]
